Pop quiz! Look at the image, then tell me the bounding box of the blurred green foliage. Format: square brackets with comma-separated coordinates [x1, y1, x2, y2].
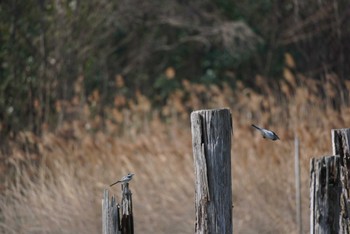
[1, 0, 350, 137]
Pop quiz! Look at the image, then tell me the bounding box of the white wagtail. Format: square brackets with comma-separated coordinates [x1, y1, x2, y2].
[110, 173, 134, 187]
[251, 124, 280, 141]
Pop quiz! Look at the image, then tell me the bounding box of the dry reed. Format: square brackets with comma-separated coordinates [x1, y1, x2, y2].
[1, 72, 349, 233]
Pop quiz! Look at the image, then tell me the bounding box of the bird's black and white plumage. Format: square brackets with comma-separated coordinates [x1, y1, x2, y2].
[251, 124, 280, 141]
[110, 173, 134, 187]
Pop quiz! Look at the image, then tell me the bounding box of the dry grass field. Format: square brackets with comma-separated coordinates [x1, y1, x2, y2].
[1, 73, 350, 233]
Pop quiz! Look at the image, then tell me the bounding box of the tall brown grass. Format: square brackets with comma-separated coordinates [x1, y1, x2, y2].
[1, 71, 349, 233]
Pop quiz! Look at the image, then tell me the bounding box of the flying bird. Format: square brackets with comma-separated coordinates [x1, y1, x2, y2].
[110, 173, 134, 187]
[251, 124, 280, 141]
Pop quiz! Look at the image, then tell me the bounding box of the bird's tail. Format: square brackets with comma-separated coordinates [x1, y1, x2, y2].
[110, 181, 120, 187]
[251, 124, 261, 130]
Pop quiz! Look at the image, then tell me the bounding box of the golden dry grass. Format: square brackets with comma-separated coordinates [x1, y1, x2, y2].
[1, 73, 349, 233]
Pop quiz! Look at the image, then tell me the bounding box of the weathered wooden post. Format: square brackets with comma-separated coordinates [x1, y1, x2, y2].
[191, 108, 233, 234]
[102, 184, 133, 234]
[332, 128, 350, 166]
[310, 155, 342, 233]
[102, 189, 120, 234]
[332, 129, 350, 233]
[310, 128, 350, 233]
[121, 184, 134, 234]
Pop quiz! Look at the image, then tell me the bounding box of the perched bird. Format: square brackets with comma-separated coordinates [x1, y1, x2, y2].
[110, 173, 134, 187]
[251, 124, 280, 141]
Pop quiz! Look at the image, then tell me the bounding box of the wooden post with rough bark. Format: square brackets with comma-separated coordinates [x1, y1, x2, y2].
[310, 155, 342, 233]
[102, 189, 121, 234]
[120, 183, 134, 234]
[310, 128, 350, 233]
[102, 184, 133, 234]
[191, 108, 233, 234]
[332, 129, 350, 233]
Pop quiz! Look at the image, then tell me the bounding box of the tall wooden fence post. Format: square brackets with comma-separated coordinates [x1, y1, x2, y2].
[102, 184, 133, 234]
[332, 128, 350, 233]
[310, 155, 342, 233]
[102, 189, 120, 234]
[121, 184, 134, 234]
[191, 108, 233, 234]
[310, 128, 350, 233]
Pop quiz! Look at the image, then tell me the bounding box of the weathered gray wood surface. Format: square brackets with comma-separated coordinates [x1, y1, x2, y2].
[102, 183, 133, 234]
[191, 108, 233, 234]
[310, 156, 341, 234]
[332, 129, 350, 233]
[332, 128, 350, 166]
[121, 183, 134, 234]
[310, 128, 350, 234]
[102, 189, 120, 234]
